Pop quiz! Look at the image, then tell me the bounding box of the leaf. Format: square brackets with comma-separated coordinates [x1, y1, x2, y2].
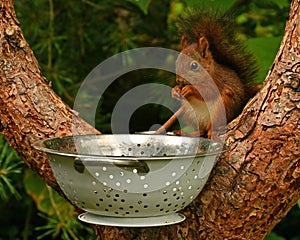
[126, 0, 151, 14]
[0, 136, 22, 200]
[184, 0, 236, 12]
[23, 169, 68, 215]
[246, 36, 282, 82]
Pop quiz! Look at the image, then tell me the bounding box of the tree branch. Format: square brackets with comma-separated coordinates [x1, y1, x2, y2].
[0, 0, 99, 193]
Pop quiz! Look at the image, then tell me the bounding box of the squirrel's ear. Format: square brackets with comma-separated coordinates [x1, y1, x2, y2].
[198, 36, 210, 59]
[181, 35, 188, 49]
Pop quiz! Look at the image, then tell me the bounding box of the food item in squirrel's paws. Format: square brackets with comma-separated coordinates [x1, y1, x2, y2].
[172, 9, 262, 138]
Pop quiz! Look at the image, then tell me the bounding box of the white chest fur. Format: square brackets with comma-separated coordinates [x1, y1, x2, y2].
[181, 98, 217, 132]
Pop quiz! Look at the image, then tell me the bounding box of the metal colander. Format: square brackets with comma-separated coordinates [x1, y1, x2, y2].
[34, 134, 223, 227]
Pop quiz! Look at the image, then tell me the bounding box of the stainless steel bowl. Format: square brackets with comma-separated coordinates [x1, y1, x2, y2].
[34, 134, 223, 227]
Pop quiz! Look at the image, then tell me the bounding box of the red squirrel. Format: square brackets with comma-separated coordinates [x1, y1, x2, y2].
[171, 10, 261, 138]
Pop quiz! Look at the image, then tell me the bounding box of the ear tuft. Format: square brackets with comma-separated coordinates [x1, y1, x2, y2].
[198, 36, 210, 59]
[181, 35, 188, 49]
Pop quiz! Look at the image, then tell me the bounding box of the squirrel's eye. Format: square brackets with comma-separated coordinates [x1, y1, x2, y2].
[190, 61, 199, 71]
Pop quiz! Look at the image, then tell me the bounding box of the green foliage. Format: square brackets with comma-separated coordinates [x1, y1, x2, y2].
[0, 136, 95, 239]
[184, 0, 236, 11]
[0, 135, 22, 200]
[246, 36, 282, 81]
[24, 170, 95, 239]
[15, 0, 180, 133]
[35, 212, 94, 240]
[235, 1, 290, 38]
[265, 232, 286, 240]
[126, 0, 152, 14]
[233, 0, 289, 83]
[262, 0, 291, 10]
[24, 169, 69, 215]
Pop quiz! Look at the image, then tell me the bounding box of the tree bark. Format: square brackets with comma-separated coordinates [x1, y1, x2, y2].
[0, 0, 99, 194]
[0, 0, 299, 239]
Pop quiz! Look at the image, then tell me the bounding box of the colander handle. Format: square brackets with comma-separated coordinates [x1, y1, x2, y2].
[74, 157, 150, 174]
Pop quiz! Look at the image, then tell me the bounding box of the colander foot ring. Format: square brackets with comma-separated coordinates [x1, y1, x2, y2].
[78, 212, 186, 227]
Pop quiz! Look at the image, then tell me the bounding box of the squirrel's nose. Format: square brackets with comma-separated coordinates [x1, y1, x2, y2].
[176, 75, 184, 83]
[176, 75, 188, 87]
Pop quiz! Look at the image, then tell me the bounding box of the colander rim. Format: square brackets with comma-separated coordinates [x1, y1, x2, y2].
[33, 134, 225, 161]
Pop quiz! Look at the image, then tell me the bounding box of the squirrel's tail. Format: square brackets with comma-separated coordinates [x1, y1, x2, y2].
[177, 8, 259, 85]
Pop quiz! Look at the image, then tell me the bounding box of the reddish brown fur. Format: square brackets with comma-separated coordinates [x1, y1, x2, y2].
[168, 10, 261, 138]
[172, 35, 249, 138]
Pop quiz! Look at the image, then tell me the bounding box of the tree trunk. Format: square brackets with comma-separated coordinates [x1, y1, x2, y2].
[0, 0, 299, 239]
[0, 0, 99, 194]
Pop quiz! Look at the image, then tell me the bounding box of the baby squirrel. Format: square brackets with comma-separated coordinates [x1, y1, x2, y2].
[172, 9, 261, 138]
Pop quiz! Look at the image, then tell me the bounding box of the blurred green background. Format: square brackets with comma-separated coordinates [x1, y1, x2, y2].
[0, 0, 297, 239]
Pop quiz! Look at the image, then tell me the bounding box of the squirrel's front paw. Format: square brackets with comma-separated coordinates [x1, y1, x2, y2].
[171, 86, 182, 100]
[181, 85, 202, 100]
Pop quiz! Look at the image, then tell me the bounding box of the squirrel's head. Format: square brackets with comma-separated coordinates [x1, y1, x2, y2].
[175, 35, 214, 87]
